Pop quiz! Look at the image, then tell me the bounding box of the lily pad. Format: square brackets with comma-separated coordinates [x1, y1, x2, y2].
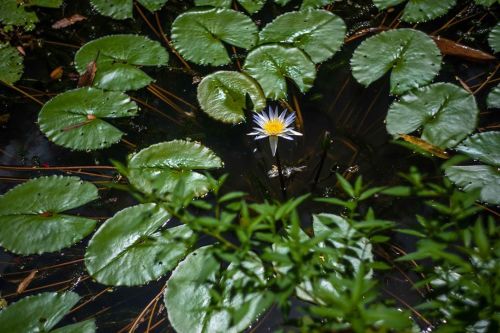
[474, 0, 499, 7]
[300, 0, 334, 9]
[275, 0, 292, 5]
[127, 140, 223, 200]
[38, 87, 138, 151]
[445, 165, 500, 205]
[197, 71, 266, 124]
[85, 204, 192, 286]
[0, 43, 23, 84]
[373, 0, 456, 23]
[489, 23, 500, 53]
[0, 292, 95, 333]
[386, 83, 478, 148]
[259, 9, 346, 64]
[195, 0, 232, 6]
[74, 35, 169, 91]
[171, 8, 258, 66]
[456, 132, 500, 167]
[0, 0, 63, 30]
[487, 84, 500, 109]
[0, 176, 98, 255]
[351, 28, 442, 95]
[165, 246, 271, 333]
[237, 0, 266, 13]
[243, 44, 316, 99]
[90, 0, 168, 20]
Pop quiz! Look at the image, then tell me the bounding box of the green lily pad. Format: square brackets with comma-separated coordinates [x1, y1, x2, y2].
[487, 84, 500, 109]
[0, 292, 95, 333]
[0, 176, 98, 255]
[74, 35, 169, 91]
[373, 0, 456, 23]
[171, 8, 258, 66]
[0, 43, 23, 84]
[0, 0, 62, 30]
[445, 165, 500, 205]
[386, 83, 478, 148]
[237, 0, 266, 13]
[489, 23, 500, 53]
[259, 9, 346, 64]
[197, 71, 266, 124]
[50, 320, 96, 333]
[474, 0, 499, 7]
[165, 246, 271, 333]
[275, 0, 292, 5]
[243, 44, 316, 100]
[300, 0, 334, 9]
[351, 28, 442, 95]
[456, 132, 500, 167]
[127, 140, 223, 200]
[195, 0, 232, 6]
[85, 204, 192, 286]
[90, 0, 168, 20]
[38, 87, 138, 151]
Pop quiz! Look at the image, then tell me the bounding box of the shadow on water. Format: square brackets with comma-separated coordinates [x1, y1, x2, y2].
[0, 0, 498, 331]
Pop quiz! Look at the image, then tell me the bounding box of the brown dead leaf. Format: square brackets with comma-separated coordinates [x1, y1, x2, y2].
[0, 113, 10, 125]
[50, 66, 64, 80]
[17, 270, 37, 294]
[399, 134, 449, 159]
[432, 36, 496, 62]
[16, 46, 25, 56]
[77, 60, 97, 87]
[52, 14, 87, 29]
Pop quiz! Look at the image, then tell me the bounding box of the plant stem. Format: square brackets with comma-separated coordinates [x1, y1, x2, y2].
[275, 149, 287, 200]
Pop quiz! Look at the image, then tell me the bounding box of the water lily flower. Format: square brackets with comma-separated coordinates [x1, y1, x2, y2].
[248, 107, 302, 156]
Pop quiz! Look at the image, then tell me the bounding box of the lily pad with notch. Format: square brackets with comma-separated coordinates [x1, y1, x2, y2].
[445, 165, 500, 205]
[74, 35, 169, 91]
[373, 0, 456, 23]
[0, 43, 23, 84]
[456, 132, 500, 167]
[0, 175, 98, 255]
[90, 0, 168, 20]
[38, 87, 138, 151]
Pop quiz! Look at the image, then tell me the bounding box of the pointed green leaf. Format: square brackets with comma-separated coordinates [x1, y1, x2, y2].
[0, 176, 98, 255]
[85, 204, 192, 286]
[489, 22, 500, 53]
[38, 87, 138, 151]
[128, 140, 223, 200]
[259, 9, 346, 64]
[487, 84, 500, 109]
[373, 0, 456, 23]
[197, 71, 266, 124]
[386, 83, 478, 148]
[171, 8, 258, 66]
[0, 292, 92, 332]
[0, 43, 23, 84]
[351, 28, 442, 95]
[456, 132, 500, 167]
[74, 35, 169, 91]
[90, 0, 168, 20]
[445, 165, 500, 205]
[244, 44, 316, 99]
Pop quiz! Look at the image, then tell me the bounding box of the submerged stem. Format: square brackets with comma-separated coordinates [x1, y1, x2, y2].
[275, 149, 287, 200]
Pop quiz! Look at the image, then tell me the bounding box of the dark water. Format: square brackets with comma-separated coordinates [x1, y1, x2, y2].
[0, 0, 498, 331]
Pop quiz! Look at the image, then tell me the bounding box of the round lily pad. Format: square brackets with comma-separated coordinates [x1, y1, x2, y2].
[456, 132, 500, 167]
[487, 84, 500, 109]
[373, 0, 456, 23]
[91, 0, 168, 19]
[301, 0, 334, 9]
[197, 71, 266, 124]
[74, 35, 169, 91]
[386, 83, 478, 148]
[0, 43, 23, 84]
[243, 44, 316, 100]
[0, 292, 95, 333]
[445, 165, 500, 205]
[0, 0, 62, 30]
[127, 140, 223, 200]
[237, 0, 266, 13]
[259, 9, 346, 64]
[38, 87, 138, 151]
[489, 22, 500, 53]
[351, 28, 442, 95]
[195, 0, 232, 6]
[0, 176, 98, 255]
[171, 8, 258, 66]
[85, 204, 192, 286]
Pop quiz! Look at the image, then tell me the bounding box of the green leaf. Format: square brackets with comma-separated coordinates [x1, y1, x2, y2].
[237, 0, 266, 14]
[90, 0, 168, 19]
[38, 87, 138, 151]
[127, 140, 223, 200]
[0, 43, 23, 84]
[74, 35, 169, 91]
[386, 83, 478, 148]
[85, 204, 192, 286]
[351, 28, 442, 95]
[456, 132, 500, 167]
[301, 0, 334, 9]
[489, 23, 500, 53]
[195, 0, 232, 6]
[336, 173, 355, 197]
[0, 0, 62, 30]
[197, 71, 266, 124]
[259, 9, 345, 64]
[50, 319, 96, 333]
[445, 165, 500, 205]
[0, 292, 94, 332]
[474, 219, 490, 258]
[373, 0, 456, 23]
[171, 8, 258, 66]
[487, 84, 500, 109]
[0, 176, 98, 255]
[165, 246, 271, 333]
[275, 0, 292, 5]
[243, 45, 316, 99]
[475, 0, 499, 7]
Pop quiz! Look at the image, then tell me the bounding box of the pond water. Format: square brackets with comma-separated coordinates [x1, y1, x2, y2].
[0, 0, 498, 332]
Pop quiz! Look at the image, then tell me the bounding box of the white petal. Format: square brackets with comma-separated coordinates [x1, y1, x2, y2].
[254, 135, 267, 140]
[279, 109, 287, 122]
[269, 136, 279, 156]
[287, 129, 303, 136]
[284, 113, 296, 126]
[278, 134, 294, 140]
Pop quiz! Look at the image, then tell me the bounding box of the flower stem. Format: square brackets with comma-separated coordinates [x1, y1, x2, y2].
[275, 149, 287, 200]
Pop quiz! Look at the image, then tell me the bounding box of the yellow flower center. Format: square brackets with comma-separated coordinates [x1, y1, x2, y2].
[263, 119, 285, 136]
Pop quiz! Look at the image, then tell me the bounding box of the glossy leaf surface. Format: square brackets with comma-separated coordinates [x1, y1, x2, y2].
[373, 0, 456, 23]
[0, 43, 23, 84]
[90, 0, 168, 19]
[456, 132, 500, 167]
[487, 84, 500, 109]
[0, 0, 62, 30]
[445, 165, 500, 205]
[489, 22, 500, 53]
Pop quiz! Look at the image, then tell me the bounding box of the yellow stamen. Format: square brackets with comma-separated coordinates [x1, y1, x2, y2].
[263, 119, 285, 136]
